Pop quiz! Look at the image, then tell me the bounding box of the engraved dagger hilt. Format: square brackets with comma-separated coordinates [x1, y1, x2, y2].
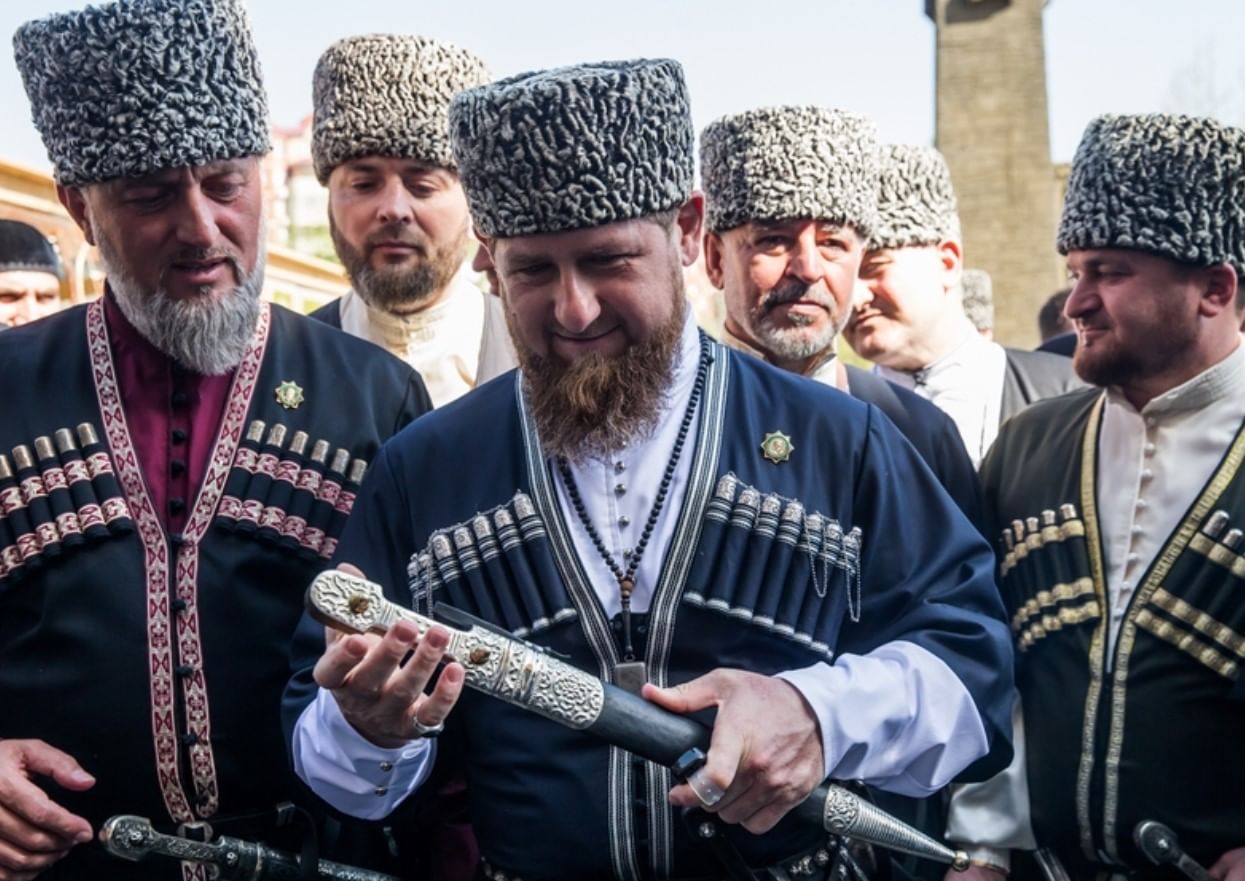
[100, 815, 219, 865]
[307, 569, 606, 729]
[306, 570, 971, 870]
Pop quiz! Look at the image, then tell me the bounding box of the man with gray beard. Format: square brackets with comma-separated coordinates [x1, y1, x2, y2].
[284, 58, 1014, 881]
[702, 105, 980, 529]
[0, 2, 430, 880]
[307, 34, 514, 406]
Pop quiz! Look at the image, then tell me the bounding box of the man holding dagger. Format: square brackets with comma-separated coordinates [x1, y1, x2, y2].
[286, 59, 1015, 881]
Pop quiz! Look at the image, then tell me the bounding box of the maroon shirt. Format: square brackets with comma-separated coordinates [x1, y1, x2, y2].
[102, 293, 232, 535]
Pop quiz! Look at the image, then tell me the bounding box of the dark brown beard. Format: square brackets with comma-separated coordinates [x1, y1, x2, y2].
[330, 216, 468, 313]
[508, 274, 688, 464]
[1072, 298, 1199, 390]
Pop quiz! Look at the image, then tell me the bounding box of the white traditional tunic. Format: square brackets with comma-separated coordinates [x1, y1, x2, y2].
[337, 269, 499, 406]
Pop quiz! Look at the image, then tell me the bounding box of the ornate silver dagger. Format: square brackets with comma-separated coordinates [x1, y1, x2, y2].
[306, 569, 971, 871]
[100, 814, 401, 881]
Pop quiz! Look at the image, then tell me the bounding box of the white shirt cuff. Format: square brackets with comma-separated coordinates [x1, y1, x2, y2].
[291, 688, 435, 820]
[777, 640, 989, 796]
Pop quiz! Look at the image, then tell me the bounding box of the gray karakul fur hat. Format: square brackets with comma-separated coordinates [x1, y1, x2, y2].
[312, 34, 490, 184]
[700, 106, 880, 236]
[448, 58, 694, 238]
[14, 0, 271, 187]
[871, 145, 962, 250]
[1057, 113, 1245, 273]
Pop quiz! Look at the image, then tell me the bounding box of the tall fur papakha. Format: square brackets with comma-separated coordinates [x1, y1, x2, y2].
[448, 58, 694, 239]
[312, 34, 490, 184]
[700, 106, 880, 237]
[1057, 113, 1245, 275]
[13, 0, 270, 187]
[870, 145, 962, 250]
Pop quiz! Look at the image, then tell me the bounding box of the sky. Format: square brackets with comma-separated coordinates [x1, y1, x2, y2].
[0, 0, 1240, 173]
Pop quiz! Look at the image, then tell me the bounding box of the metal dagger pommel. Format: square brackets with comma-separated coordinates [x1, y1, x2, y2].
[99, 815, 165, 862]
[1135, 821, 1213, 881]
[306, 569, 423, 636]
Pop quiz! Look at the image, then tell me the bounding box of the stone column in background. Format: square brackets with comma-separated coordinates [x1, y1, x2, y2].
[927, 0, 1063, 347]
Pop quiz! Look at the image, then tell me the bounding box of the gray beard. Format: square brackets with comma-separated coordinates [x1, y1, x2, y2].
[98, 235, 266, 376]
[743, 278, 844, 363]
[751, 319, 838, 362]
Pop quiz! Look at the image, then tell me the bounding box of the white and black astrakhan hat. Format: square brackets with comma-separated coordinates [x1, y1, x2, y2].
[700, 106, 880, 236]
[14, 0, 270, 187]
[312, 34, 489, 184]
[448, 58, 694, 239]
[1057, 113, 1245, 273]
[870, 145, 962, 250]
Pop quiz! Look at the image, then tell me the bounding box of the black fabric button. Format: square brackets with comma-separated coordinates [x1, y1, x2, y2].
[180, 733, 199, 746]
[171, 390, 189, 407]
[171, 429, 187, 444]
[175, 665, 195, 678]
[195, 792, 211, 807]
[171, 598, 188, 612]
[170, 533, 186, 548]
[170, 459, 186, 477]
[169, 498, 186, 515]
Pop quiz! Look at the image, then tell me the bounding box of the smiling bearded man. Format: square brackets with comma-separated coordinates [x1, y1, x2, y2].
[284, 57, 1015, 881]
[505, 223, 689, 463]
[0, 2, 431, 879]
[946, 113, 1245, 881]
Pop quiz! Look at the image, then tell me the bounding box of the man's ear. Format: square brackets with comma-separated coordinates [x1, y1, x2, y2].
[702, 231, 727, 290]
[675, 192, 705, 267]
[1199, 262, 1238, 317]
[937, 238, 963, 295]
[57, 184, 96, 246]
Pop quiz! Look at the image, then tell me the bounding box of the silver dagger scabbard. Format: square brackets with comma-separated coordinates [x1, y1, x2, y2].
[307, 569, 605, 729]
[306, 570, 971, 871]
